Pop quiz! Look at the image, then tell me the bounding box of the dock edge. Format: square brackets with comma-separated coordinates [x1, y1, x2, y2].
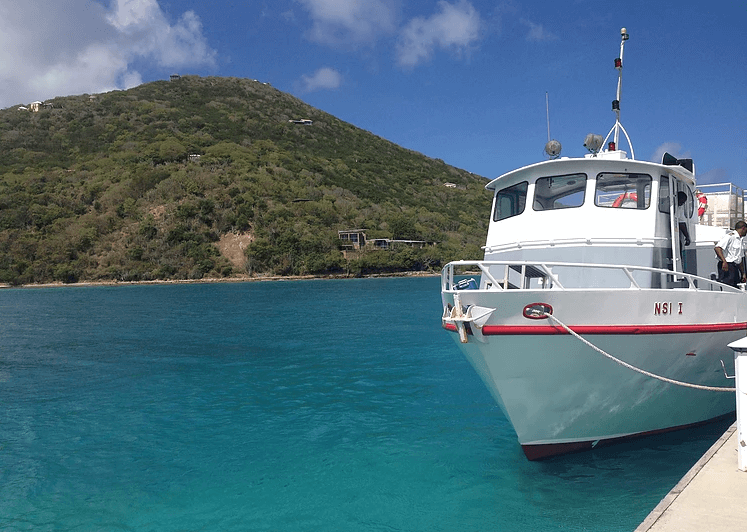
[634, 422, 737, 532]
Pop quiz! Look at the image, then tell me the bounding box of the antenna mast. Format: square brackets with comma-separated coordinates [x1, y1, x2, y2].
[546, 91, 551, 142]
[602, 28, 635, 159]
[543, 92, 562, 158]
[613, 27, 627, 147]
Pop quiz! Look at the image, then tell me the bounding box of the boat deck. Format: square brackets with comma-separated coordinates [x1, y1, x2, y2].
[635, 423, 747, 532]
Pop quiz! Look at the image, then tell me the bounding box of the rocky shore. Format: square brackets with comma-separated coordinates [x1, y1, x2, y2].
[0, 270, 439, 289]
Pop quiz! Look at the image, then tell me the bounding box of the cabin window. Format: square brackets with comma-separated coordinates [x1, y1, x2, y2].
[533, 174, 586, 211]
[657, 176, 693, 217]
[658, 176, 670, 213]
[595, 173, 652, 209]
[680, 184, 695, 219]
[493, 181, 528, 221]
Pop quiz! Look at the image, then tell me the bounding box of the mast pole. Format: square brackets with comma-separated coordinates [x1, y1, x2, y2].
[546, 92, 551, 143]
[613, 28, 629, 147]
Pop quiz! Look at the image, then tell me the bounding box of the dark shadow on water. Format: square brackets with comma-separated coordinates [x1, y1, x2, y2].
[524, 414, 737, 492]
[502, 415, 736, 531]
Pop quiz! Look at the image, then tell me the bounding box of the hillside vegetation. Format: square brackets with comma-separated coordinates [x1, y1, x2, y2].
[0, 76, 491, 285]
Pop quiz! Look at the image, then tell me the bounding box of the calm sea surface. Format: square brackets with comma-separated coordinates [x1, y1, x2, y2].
[0, 277, 733, 531]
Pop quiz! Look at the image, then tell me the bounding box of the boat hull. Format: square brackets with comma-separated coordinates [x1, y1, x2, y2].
[443, 288, 745, 459]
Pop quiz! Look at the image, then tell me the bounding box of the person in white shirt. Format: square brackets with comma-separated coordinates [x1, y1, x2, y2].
[714, 221, 747, 287]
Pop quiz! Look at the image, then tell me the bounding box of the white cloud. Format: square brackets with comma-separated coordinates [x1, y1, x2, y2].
[522, 20, 557, 42]
[300, 67, 343, 92]
[651, 142, 690, 165]
[0, 0, 216, 109]
[296, 0, 397, 45]
[396, 0, 481, 68]
[696, 167, 728, 185]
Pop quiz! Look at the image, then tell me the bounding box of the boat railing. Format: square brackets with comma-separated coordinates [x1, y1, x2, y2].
[482, 236, 662, 254]
[442, 260, 742, 293]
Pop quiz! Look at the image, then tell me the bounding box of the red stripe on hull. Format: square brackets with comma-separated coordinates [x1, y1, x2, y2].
[521, 412, 736, 461]
[480, 322, 747, 335]
[443, 321, 747, 336]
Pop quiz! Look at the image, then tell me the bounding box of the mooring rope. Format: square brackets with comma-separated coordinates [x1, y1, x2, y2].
[543, 312, 736, 392]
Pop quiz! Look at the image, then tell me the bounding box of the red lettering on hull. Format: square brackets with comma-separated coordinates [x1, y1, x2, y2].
[654, 302, 683, 316]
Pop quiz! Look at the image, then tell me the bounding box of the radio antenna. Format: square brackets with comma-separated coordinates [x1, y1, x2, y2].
[543, 92, 561, 158]
[545, 92, 551, 142]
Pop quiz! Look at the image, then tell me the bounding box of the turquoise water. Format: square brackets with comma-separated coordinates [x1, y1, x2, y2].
[0, 277, 733, 531]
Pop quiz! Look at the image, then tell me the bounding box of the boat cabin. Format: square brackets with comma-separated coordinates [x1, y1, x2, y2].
[483, 150, 722, 289]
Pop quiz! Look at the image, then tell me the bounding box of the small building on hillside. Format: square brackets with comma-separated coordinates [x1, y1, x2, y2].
[339, 229, 437, 253]
[289, 119, 313, 125]
[338, 230, 367, 250]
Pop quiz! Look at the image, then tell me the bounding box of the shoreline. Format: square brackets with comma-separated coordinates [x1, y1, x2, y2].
[0, 270, 440, 290]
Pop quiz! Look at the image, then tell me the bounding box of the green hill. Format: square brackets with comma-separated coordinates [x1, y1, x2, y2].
[0, 76, 491, 285]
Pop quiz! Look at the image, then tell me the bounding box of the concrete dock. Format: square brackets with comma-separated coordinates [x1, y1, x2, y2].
[635, 423, 747, 531]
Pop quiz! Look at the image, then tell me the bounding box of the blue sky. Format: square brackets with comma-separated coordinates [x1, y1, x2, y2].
[1, 0, 745, 186]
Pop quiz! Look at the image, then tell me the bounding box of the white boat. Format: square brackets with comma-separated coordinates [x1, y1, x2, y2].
[440, 28, 744, 460]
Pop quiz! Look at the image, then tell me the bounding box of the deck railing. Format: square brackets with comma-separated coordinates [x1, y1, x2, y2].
[442, 260, 742, 293]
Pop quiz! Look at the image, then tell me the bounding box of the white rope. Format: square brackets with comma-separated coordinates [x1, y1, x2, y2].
[543, 313, 736, 392]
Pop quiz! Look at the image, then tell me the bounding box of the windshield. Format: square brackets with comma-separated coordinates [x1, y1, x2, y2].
[595, 173, 652, 209]
[533, 174, 587, 211]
